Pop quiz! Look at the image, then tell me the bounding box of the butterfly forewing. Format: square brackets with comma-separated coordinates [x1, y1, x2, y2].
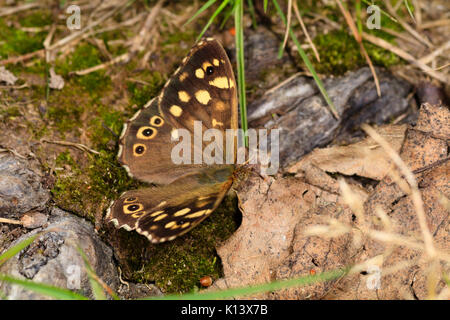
[159, 38, 238, 164]
[118, 98, 206, 185]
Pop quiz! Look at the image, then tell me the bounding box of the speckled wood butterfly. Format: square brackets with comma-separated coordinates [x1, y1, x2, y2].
[106, 38, 238, 243]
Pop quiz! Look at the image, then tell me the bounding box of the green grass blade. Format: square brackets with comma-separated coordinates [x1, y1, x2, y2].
[234, 0, 248, 146]
[272, 0, 338, 118]
[184, 0, 218, 27]
[76, 246, 119, 300]
[247, 0, 258, 29]
[403, 0, 416, 22]
[264, 0, 268, 12]
[76, 246, 107, 300]
[219, 1, 237, 29]
[356, 0, 363, 35]
[145, 267, 349, 300]
[0, 233, 40, 267]
[196, 0, 231, 41]
[0, 274, 89, 300]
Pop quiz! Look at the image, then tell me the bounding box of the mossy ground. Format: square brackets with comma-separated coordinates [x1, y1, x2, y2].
[0, 1, 406, 294]
[0, 5, 241, 295]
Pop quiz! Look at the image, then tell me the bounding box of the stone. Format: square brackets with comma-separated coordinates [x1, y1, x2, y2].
[0, 154, 49, 218]
[0, 208, 119, 300]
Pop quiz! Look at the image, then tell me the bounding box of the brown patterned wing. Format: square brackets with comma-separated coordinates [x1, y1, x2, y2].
[158, 38, 238, 163]
[106, 166, 234, 243]
[118, 98, 204, 185]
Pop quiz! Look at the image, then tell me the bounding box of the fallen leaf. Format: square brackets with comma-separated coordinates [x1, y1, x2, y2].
[49, 67, 64, 90]
[288, 124, 407, 181]
[0, 66, 18, 85]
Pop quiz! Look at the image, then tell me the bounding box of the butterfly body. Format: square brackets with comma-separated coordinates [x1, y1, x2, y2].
[106, 38, 238, 243]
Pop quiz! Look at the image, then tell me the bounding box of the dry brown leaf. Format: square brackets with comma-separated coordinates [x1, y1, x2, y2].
[0, 66, 18, 85]
[211, 104, 449, 300]
[209, 175, 339, 297]
[288, 124, 408, 181]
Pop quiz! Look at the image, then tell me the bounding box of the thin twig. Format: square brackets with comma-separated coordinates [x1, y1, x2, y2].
[0, 218, 22, 225]
[41, 139, 100, 155]
[361, 124, 437, 259]
[385, 1, 433, 48]
[280, 0, 292, 52]
[0, 3, 41, 17]
[293, 1, 320, 62]
[417, 40, 450, 65]
[362, 32, 449, 83]
[335, 0, 381, 96]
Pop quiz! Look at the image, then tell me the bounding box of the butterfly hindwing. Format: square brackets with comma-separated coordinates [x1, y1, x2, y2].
[107, 166, 234, 243]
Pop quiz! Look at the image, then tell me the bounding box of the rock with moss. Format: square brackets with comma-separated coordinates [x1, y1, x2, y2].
[0, 208, 119, 300]
[0, 154, 49, 219]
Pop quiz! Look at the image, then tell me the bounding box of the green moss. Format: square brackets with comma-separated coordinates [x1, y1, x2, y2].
[311, 29, 400, 75]
[0, 19, 46, 58]
[51, 148, 141, 222]
[46, 84, 86, 135]
[0, 106, 21, 122]
[123, 194, 240, 294]
[126, 71, 164, 107]
[55, 44, 110, 96]
[19, 10, 52, 28]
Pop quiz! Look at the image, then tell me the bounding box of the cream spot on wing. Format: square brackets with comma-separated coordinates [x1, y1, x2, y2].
[178, 91, 191, 102]
[214, 101, 225, 111]
[195, 90, 211, 105]
[150, 210, 165, 217]
[122, 224, 133, 231]
[169, 105, 183, 117]
[195, 68, 204, 79]
[118, 144, 123, 158]
[179, 72, 188, 81]
[209, 76, 229, 89]
[130, 110, 141, 122]
[198, 196, 211, 200]
[163, 78, 171, 89]
[213, 58, 220, 66]
[206, 37, 214, 41]
[157, 201, 167, 208]
[174, 208, 191, 217]
[198, 40, 204, 46]
[154, 213, 168, 221]
[181, 222, 191, 229]
[171, 128, 179, 140]
[119, 123, 128, 139]
[185, 209, 210, 219]
[168, 236, 177, 241]
[122, 165, 133, 178]
[212, 119, 224, 127]
[165, 221, 176, 229]
[229, 78, 235, 88]
[202, 61, 213, 71]
[143, 98, 154, 108]
[196, 200, 211, 208]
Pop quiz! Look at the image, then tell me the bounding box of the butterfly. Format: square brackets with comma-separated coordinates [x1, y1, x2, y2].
[106, 38, 238, 243]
